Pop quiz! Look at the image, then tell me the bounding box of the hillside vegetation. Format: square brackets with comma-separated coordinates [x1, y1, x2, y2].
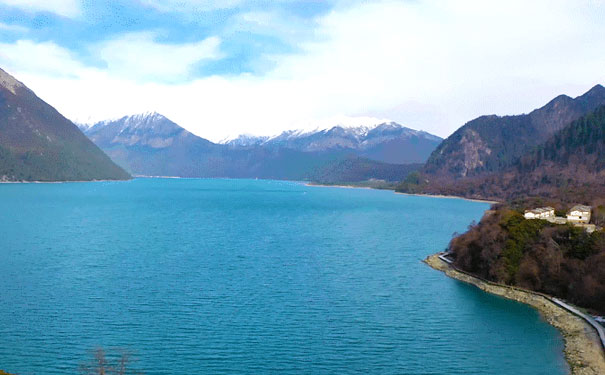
[398, 103, 605, 203]
[423, 84, 605, 180]
[417, 92, 605, 314]
[450, 207, 605, 314]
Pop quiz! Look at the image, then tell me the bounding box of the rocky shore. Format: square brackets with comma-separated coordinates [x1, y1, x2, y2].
[425, 253, 605, 375]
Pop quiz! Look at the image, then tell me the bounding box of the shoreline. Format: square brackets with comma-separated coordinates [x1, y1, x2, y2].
[425, 253, 605, 375]
[0, 178, 131, 184]
[304, 182, 376, 190]
[394, 191, 499, 204]
[306, 182, 500, 204]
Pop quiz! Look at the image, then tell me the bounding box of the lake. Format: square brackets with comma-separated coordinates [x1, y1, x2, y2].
[0, 178, 568, 374]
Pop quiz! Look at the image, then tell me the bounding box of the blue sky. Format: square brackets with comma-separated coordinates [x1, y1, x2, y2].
[0, 1, 332, 79]
[0, 0, 604, 141]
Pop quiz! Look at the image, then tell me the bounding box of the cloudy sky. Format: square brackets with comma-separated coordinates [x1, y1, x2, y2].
[0, 0, 604, 141]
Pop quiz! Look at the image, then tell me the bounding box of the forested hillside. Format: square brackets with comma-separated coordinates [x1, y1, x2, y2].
[398, 102, 605, 203]
[449, 207, 605, 313]
[431, 101, 605, 314]
[423, 84, 605, 179]
[519, 104, 605, 173]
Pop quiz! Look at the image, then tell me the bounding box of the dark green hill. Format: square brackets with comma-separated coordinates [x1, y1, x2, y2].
[0, 68, 130, 181]
[519, 104, 605, 173]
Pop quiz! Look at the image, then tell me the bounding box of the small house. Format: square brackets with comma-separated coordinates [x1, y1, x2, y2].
[524, 209, 539, 219]
[566, 205, 591, 224]
[524, 207, 555, 220]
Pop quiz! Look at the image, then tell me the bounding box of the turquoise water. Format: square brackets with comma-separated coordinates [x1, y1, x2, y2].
[0, 178, 567, 375]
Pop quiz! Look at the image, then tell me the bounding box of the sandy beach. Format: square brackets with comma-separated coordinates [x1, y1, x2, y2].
[425, 253, 605, 375]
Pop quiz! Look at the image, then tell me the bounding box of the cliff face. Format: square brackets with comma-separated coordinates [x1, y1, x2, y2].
[423, 85, 605, 179]
[0, 68, 130, 181]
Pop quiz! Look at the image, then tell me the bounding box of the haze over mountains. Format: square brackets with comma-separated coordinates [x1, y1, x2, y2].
[0, 68, 129, 182]
[82, 113, 441, 182]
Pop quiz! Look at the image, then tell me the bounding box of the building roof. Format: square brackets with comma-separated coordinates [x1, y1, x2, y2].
[525, 207, 554, 214]
[568, 205, 591, 213]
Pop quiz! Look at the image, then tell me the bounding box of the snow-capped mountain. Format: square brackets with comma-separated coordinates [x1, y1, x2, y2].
[81, 112, 442, 181]
[222, 122, 442, 164]
[84, 112, 212, 150]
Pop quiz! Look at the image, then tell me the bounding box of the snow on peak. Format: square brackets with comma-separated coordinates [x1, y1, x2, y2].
[218, 121, 428, 147]
[220, 133, 269, 147]
[122, 111, 166, 125]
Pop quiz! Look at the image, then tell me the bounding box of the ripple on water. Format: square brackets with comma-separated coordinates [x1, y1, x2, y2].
[0, 179, 568, 375]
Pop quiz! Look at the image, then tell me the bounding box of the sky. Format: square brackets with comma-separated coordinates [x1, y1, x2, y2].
[0, 0, 604, 142]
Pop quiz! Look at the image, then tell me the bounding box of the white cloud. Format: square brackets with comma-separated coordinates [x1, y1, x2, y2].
[0, 22, 28, 33]
[95, 32, 222, 82]
[1, 0, 605, 142]
[0, 0, 81, 18]
[139, 0, 244, 12]
[0, 39, 87, 77]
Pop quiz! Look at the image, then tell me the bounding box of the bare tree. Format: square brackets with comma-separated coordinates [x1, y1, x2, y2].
[80, 348, 140, 375]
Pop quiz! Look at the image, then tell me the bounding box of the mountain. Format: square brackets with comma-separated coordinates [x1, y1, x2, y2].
[481, 104, 605, 202]
[400, 102, 605, 203]
[84, 112, 222, 177]
[423, 84, 605, 179]
[223, 122, 442, 164]
[83, 114, 438, 182]
[0, 68, 130, 182]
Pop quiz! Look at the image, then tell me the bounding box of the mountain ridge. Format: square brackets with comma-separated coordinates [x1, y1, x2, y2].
[0, 68, 130, 182]
[423, 84, 605, 179]
[398, 84, 605, 202]
[82, 113, 440, 182]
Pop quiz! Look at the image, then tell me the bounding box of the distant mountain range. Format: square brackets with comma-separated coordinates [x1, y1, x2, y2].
[12, 57, 601, 194]
[81, 114, 441, 183]
[222, 122, 441, 164]
[398, 84, 605, 202]
[0, 68, 129, 182]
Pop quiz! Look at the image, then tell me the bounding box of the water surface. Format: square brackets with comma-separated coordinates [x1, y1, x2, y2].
[0, 179, 568, 374]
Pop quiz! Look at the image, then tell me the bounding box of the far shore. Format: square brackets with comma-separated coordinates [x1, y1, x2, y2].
[304, 182, 376, 190]
[0, 178, 131, 184]
[425, 253, 605, 375]
[306, 182, 500, 204]
[394, 191, 500, 204]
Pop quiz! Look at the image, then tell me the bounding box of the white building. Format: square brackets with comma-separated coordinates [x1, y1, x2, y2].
[524, 206, 555, 220]
[567, 205, 591, 224]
